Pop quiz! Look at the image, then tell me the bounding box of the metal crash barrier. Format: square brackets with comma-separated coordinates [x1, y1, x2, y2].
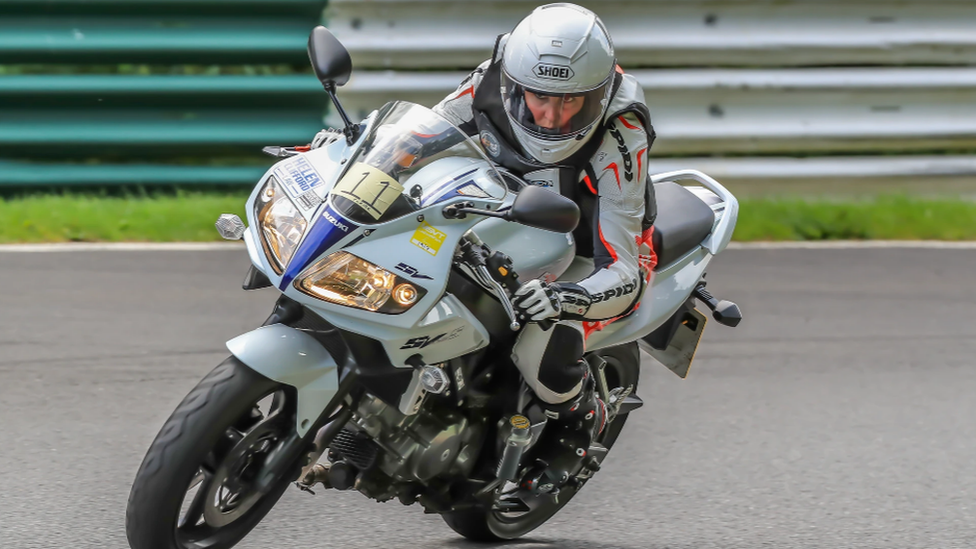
[5, 0, 975, 189]
[0, 0, 329, 187]
[329, 0, 976, 189]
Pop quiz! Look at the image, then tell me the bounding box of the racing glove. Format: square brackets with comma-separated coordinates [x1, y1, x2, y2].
[513, 280, 592, 322]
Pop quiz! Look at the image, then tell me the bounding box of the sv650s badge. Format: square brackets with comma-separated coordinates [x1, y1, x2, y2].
[400, 327, 464, 350]
[395, 262, 433, 280]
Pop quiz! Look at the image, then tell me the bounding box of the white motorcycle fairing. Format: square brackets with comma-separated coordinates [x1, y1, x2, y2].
[226, 101, 737, 434]
[226, 324, 339, 437]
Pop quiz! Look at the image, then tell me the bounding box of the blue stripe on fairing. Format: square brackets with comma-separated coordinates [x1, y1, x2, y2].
[279, 204, 359, 291]
[420, 168, 479, 207]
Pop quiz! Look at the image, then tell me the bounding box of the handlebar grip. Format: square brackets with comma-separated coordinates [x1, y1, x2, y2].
[509, 276, 555, 331]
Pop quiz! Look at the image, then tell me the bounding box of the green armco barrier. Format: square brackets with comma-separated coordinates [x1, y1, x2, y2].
[1, 0, 330, 188]
[0, 162, 269, 186]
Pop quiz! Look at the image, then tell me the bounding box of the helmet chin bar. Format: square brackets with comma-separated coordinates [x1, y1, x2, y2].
[508, 116, 601, 165]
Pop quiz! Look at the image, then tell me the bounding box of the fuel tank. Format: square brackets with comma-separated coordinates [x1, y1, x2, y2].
[473, 216, 576, 283]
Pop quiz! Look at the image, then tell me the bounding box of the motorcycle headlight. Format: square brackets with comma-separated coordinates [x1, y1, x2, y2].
[255, 176, 307, 274]
[295, 251, 426, 314]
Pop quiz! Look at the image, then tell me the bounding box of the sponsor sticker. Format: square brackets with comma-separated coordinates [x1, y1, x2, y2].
[273, 157, 325, 207]
[295, 189, 323, 210]
[479, 130, 501, 158]
[333, 162, 404, 220]
[411, 221, 447, 256]
[455, 182, 491, 198]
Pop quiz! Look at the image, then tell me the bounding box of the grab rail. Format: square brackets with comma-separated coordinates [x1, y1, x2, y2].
[650, 169, 739, 255]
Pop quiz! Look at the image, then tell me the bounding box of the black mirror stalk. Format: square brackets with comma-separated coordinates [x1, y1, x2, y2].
[324, 82, 360, 144]
[443, 202, 509, 221]
[306, 26, 359, 144]
[442, 185, 579, 233]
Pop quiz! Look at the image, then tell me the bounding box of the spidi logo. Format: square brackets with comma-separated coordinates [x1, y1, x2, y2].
[533, 63, 574, 81]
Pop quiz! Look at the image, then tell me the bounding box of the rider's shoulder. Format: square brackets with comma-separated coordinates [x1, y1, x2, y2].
[607, 72, 647, 115]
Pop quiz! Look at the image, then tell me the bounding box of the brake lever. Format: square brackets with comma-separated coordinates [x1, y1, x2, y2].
[484, 251, 554, 332]
[460, 233, 521, 331]
[475, 265, 521, 331]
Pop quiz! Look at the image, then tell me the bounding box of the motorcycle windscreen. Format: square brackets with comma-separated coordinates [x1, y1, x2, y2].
[328, 102, 507, 224]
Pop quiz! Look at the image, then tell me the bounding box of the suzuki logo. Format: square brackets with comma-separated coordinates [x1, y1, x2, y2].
[323, 210, 349, 232]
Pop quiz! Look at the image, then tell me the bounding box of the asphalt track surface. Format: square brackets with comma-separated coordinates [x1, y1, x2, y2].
[1, 248, 974, 549]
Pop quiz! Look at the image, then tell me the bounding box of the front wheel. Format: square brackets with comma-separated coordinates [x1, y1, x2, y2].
[126, 357, 303, 549]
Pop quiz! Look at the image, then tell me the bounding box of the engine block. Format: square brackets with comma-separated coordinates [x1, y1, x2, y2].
[349, 393, 482, 483]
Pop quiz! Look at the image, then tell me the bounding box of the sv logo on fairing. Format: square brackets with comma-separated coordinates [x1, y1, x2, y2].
[607, 123, 634, 183]
[323, 210, 349, 232]
[400, 327, 464, 350]
[533, 63, 574, 81]
[395, 262, 433, 280]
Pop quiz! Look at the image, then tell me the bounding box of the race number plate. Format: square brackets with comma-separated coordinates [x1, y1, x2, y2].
[333, 163, 404, 220]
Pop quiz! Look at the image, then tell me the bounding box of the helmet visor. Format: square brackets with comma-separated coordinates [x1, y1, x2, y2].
[501, 71, 610, 140]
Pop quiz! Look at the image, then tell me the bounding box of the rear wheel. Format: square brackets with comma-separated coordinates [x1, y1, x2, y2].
[444, 343, 640, 541]
[126, 357, 305, 549]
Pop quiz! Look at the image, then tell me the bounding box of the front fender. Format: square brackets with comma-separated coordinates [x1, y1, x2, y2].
[226, 324, 339, 437]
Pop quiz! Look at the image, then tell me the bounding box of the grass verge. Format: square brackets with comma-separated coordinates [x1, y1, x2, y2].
[734, 195, 976, 241]
[1, 193, 975, 243]
[0, 192, 249, 243]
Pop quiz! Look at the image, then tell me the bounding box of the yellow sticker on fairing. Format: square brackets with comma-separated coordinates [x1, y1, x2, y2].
[332, 162, 404, 220]
[411, 221, 447, 256]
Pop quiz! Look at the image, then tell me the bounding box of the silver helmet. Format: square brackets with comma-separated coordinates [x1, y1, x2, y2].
[500, 3, 616, 164]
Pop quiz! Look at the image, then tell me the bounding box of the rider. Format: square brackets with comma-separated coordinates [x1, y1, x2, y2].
[433, 3, 658, 489]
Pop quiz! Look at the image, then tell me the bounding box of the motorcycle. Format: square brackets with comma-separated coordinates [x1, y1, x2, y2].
[125, 27, 743, 549]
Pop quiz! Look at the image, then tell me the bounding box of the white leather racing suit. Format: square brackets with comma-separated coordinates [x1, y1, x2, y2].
[434, 61, 658, 405]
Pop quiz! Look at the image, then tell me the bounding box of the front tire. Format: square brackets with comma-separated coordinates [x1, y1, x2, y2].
[126, 357, 302, 549]
[444, 343, 641, 541]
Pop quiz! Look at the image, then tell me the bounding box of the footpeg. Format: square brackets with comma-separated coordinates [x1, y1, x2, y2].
[693, 284, 742, 327]
[296, 462, 332, 494]
[493, 497, 531, 513]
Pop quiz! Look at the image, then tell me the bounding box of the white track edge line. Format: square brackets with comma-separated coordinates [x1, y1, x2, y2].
[0, 242, 246, 252]
[2, 241, 976, 252]
[727, 241, 976, 249]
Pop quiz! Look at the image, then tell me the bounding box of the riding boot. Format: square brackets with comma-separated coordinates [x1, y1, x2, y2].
[521, 372, 606, 494]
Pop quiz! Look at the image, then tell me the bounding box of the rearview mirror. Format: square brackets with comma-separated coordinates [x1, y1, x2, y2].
[307, 26, 352, 88]
[508, 185, 580, 233]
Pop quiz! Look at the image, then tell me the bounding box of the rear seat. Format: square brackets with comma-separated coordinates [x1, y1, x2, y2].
[651, 182, 716, 270]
